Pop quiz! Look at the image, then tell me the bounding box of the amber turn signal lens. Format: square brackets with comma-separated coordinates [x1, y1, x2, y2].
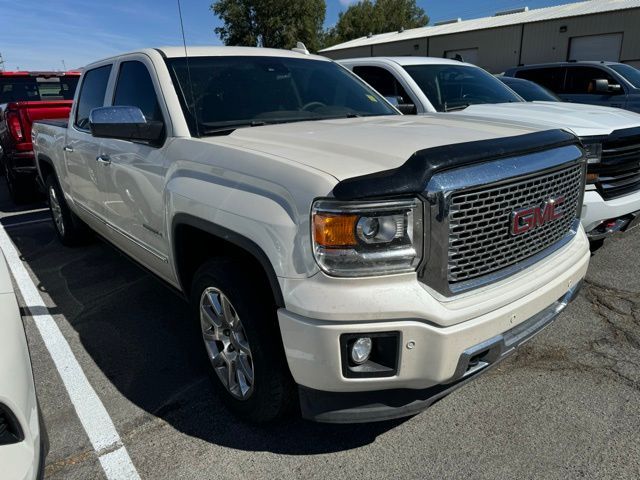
[586, 172, 599, 183]
[313, 213, 358, 247]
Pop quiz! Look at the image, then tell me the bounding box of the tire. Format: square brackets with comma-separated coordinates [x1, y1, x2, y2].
[4, 161, 33, 204]
[191, 258, 296, 423]
[45, 175, 91, 246]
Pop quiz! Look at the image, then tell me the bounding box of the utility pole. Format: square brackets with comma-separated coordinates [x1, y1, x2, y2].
[0, 53, 5, 71]
[61, 59, 67, 71]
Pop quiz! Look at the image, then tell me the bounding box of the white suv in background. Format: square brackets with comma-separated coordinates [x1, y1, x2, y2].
[340, 57, 640, 245]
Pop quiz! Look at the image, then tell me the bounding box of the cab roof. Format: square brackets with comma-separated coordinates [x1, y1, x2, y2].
[85, 46, 331, 69]
[0, 71, 81, 77]
[512, 60, 627, 69]
[340, 56, 477, 68]
[157, 46, 329, 61]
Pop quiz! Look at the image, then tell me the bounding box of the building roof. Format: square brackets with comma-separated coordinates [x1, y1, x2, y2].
[320, 0, 640, 53]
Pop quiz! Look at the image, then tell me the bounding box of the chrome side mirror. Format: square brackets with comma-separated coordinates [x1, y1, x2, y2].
[89, 106, 164, 143]
[593, 79, 622, 94]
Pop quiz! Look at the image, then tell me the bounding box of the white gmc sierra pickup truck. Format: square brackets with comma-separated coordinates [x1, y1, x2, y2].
[32, 47, 590, 423]
[340, 57, 640, 245]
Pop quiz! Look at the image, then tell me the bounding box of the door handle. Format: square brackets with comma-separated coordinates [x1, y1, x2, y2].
[96, 154, 111, 165]
[63, 145, 74, 153]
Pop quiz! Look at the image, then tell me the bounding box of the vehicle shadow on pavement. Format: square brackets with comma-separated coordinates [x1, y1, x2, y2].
[1, 193, 405, 455]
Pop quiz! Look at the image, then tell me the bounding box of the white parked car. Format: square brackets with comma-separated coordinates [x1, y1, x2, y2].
[33, 47, 589, 423]
[340, 57, 640, 245]
[0, 252, 47, 479]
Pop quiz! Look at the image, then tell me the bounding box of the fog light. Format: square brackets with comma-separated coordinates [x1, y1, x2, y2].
[350, 337, 372, 364]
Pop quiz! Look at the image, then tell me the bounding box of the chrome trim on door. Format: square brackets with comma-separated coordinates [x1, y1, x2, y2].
[75, 203, 168, 263]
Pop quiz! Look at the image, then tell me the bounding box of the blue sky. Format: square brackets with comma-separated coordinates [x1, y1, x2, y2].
[0, 0, 580, 70]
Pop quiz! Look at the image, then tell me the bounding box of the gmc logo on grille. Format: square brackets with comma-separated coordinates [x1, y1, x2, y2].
[510, 196, 566, 236]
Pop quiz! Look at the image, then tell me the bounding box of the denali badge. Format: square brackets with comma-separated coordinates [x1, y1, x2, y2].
[510, 196, 566, 235]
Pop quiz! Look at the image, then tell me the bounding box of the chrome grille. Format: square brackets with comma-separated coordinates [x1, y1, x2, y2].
[447, 164, 583, 283]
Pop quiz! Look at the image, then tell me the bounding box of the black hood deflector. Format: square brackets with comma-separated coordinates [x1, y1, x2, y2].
[332, 129, 581, 200]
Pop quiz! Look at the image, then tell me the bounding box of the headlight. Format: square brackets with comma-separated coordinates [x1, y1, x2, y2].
[582, 141, 603, 184]
[582, 142, 602, 164]
[311, 198, 423, 276]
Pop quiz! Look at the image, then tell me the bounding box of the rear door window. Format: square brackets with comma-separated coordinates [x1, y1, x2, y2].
[515, 67, 566, 93]
[75, 65, 112, 130]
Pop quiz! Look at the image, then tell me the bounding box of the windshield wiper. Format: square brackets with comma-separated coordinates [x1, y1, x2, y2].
[443, 102, 470, 112]
[201, 121, 266, 136]
[200, 114, 368, 135]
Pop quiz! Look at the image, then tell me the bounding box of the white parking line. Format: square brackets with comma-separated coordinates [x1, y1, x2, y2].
[2, 218, 52, 229]
[0, 224, 141, 480]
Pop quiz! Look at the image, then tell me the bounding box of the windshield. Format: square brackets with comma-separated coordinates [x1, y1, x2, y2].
[501, 78, 561, 102]
[0, 75, 79, 103]
[403, 64, 522, 112]
[165, 56, 397, 135]
[609, 64, 640, 89]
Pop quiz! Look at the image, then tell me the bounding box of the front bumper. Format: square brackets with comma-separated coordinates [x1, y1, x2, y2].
[299, 280, 582, 423]
[581, 189, 640, 238]
[278, 230, 589, 422]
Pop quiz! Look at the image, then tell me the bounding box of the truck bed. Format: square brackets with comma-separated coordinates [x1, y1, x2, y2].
[34, 118, 68, 128]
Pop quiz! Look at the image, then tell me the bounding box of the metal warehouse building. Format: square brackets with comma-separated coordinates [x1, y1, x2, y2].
[319, 0, 640, 73]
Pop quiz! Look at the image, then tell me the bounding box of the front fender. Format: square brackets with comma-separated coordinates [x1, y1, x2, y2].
[163, 139, 337, 281]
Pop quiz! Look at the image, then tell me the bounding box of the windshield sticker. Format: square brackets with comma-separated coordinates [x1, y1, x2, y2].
[366, 94, 378, 102]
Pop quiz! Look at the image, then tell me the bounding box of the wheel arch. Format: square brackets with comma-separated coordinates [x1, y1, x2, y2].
[171, 213, 285, 308]
[36, 154, 56, 183]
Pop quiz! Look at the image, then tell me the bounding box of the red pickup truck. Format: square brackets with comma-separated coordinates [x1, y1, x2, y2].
[0, 71, 80, 202]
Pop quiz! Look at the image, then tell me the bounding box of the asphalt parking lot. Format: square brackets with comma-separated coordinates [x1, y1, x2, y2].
[1, 183, 639, 480]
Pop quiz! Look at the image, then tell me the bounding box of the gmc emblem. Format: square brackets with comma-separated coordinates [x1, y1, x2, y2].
[510, 196, 566, 235]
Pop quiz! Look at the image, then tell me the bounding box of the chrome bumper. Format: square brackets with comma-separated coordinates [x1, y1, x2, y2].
[449, 279, 582, 382]
[587, 210, 640, 240]
[299, 281, 583, 424]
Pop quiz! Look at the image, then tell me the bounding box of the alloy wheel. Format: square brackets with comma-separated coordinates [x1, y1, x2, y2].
[49, 185, 65, 236]
[199, 287, 254, 400]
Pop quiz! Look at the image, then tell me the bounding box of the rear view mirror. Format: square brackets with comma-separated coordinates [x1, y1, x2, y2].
[89, 106, 164, 143]
[397, 103, 417, 115]
[384, 96, 417, 114]
[384, 96, 401, 106]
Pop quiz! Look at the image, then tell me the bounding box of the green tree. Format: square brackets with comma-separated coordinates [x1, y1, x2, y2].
[211, 0, 326, 52]
[326, 0, 429, 47]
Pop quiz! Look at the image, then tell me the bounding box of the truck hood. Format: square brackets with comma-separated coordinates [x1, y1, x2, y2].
[206, 115, 541, 180]
[460, 101, 640, 137]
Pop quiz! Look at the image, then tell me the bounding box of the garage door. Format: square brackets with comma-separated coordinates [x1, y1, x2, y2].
[445, 48, 479, 65]
[568, 33, 622, 62]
